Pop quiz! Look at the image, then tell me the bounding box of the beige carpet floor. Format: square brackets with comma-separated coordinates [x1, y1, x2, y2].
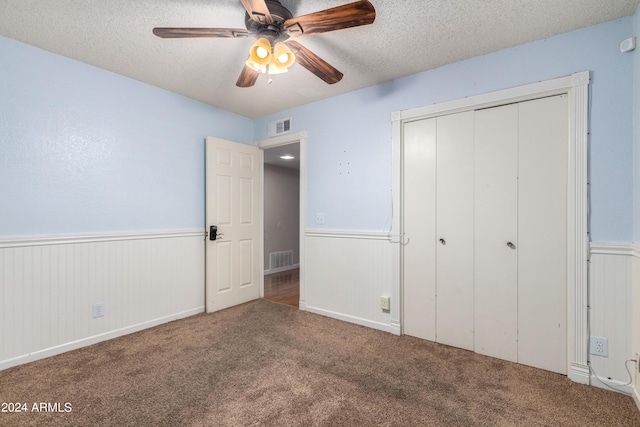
[1, 300, 639, 426]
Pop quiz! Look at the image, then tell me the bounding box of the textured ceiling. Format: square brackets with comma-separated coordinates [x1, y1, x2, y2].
[0, 0, 638, 119]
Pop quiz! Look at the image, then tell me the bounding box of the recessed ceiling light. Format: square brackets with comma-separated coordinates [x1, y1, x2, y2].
[280, 155, 295, 160]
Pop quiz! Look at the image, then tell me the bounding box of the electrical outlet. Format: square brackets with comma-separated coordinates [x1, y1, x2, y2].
[380, 296, 390, 311]
[315, 212, 325, 225]
[589, 336, 608, 357]
[92, 303, 105, 319]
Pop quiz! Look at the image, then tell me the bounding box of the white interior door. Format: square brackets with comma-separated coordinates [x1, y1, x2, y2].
[436, 111, 475, 350]
[474, 104, 519, 362]
[205, 136, 261, 313]
[517, 95, 568, 374]
[402, 118, 437, 341]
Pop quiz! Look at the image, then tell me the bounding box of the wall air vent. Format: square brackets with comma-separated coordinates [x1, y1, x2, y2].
[268, 117, 291, 137]
[269, 250, 294, 273]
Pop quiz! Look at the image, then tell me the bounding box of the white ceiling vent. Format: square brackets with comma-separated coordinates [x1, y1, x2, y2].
[268, 117, 291, 137]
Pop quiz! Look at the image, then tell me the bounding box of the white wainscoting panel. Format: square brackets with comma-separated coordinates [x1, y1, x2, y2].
[589, 243, 637, 395]
[632, 246, 640, 408]
[304, 230, 398, 334]
[0, 230, 205, 370]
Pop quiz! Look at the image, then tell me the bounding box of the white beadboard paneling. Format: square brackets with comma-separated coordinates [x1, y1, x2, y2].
[304, 230, 398, 334]
[589, 243, 636, 395]
[633, 249, 640, 409]
[0, 230, 205, 370]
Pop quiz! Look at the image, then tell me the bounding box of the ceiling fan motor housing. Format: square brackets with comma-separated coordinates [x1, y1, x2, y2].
[244, 0, 292, 41]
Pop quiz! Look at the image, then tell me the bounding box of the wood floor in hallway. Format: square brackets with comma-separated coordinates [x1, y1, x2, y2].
[263, 268, 299, 308]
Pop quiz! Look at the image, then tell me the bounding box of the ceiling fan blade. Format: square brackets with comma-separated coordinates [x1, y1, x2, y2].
[286, 41, 343, 85]
[240, 0, 273, 24]
[153, 28, 251, 38]
[284, 0, 375, 37]
[236, 65, 260, 87]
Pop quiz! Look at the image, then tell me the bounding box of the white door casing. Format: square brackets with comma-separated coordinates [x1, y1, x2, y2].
[205, 136, 261, 312]
[256, 131, 307, 310]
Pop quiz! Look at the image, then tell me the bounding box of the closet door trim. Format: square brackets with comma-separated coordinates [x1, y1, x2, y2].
[392, 71, 590, 384]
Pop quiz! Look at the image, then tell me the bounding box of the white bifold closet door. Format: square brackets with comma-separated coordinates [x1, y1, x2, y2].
[403, 118, 437, 341]
[436, 111, 475, 351]
[474, 97, 567, 373]
[474, 103, 520, 362]
[403, 94, 568, 374]
[517, 95, 568, 374]
[403, 111, 474, 349]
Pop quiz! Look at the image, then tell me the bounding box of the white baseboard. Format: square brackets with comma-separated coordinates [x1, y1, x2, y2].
[569, 363, 590, 385]
[589, 374, 633, 396]
[634, 385, 640, 411]
[0, 307, 204, 371]
[305, 305, 399, 335]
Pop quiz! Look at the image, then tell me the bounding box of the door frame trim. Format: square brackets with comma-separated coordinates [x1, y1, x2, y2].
[391, 71, 590, 384]
[256, 131, 307, 310]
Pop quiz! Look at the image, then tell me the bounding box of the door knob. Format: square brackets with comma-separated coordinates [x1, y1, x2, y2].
[439, 238, 446, 245]
[209, 225, 224, 241]
[507, 242, 516, 249]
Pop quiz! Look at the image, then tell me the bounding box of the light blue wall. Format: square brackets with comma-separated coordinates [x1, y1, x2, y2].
[255, 18, 636, 242]
[2, 15, 637, 241]
[0, 35, 253, 236]
[634, 5, 640, 244]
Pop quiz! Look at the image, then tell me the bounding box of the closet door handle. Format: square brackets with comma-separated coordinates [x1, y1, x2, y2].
[439, 238, 446, 245]
[507, 242, 516, 249]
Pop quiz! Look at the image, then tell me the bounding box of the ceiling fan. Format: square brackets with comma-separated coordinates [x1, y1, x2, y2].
[153, 0, 376, 87]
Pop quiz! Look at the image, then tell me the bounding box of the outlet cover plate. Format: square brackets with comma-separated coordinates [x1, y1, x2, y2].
[92, 302, 105, 318]
[590, 336, 608, 357]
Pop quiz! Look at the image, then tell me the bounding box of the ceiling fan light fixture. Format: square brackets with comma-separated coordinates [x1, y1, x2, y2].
[267, 62, 288, 75]
[247, 37, 272, 70]
[256, 46, 269, 59]
[154, 0, 376, 88]
[273, 42, 295, 69]
[246, 58, 267, 73]
[267, 42, 295, 75]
